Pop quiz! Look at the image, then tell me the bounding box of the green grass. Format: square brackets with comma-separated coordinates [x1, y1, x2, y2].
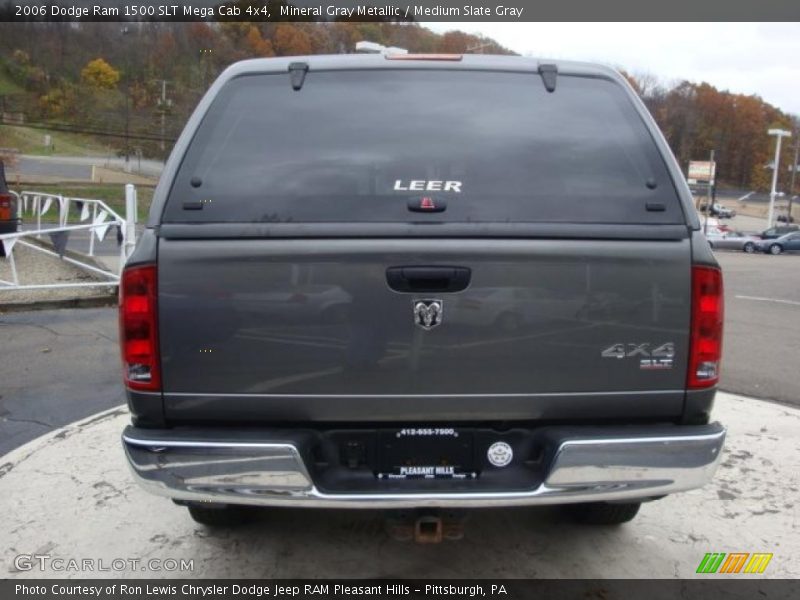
[18, 183, 154, 222]
[0, 69, 116, 156]
[0, 124, 116, 157]
[0, 69, 23, 94]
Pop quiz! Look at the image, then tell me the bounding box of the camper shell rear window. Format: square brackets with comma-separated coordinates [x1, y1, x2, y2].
[163, 69, 684, 225]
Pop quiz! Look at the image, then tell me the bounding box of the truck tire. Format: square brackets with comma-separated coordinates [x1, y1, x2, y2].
[187, 503, 253, 527]
[564, 501, 641, 525]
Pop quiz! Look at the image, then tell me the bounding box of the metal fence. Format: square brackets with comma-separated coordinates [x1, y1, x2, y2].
[0, 185, 137, 291]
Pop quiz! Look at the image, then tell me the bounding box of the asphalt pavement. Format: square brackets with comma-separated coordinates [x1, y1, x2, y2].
[9, 155, 164, 181]
[14, 157, 92, 180]
[716, 251, 800, 406]
[0, 308, 125, 456]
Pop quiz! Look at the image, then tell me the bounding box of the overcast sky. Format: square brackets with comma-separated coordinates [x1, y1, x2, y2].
[425, 23, 800, 116]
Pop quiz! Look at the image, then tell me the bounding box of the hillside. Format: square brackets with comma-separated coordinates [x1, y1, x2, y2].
[0, 21, 796, 190]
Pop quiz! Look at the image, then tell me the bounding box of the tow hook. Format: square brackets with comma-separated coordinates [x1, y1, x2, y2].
[385, 510, 466, 544]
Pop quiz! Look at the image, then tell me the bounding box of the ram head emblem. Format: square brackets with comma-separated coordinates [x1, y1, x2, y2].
[413, 300, 443, 330]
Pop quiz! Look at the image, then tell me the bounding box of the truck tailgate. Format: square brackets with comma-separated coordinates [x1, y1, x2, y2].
[158, 236, 690, 422]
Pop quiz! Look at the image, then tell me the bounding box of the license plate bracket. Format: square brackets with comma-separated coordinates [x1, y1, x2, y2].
[376, 428, 477, 480]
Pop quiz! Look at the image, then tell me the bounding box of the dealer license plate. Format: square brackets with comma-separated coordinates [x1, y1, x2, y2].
[376, 428, 476, 480]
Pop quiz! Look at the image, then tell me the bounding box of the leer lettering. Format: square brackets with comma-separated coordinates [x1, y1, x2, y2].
[394, 180, 462, 192]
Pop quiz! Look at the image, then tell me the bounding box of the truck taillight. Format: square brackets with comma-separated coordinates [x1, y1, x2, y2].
[120, 264, 160, 391]
[687, 265, 723, 389]
[0, 193, 11, 220]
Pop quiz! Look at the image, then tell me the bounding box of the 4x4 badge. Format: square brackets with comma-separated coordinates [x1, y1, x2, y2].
[601, 342, 675, 370]
[413, 300, 443, 330]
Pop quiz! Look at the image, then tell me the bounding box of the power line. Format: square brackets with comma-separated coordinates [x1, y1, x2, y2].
[0, 119, 177, 143]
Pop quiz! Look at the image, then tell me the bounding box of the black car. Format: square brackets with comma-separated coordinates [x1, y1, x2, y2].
[0, 160, 19, 256]
[698, 203, 735, 218]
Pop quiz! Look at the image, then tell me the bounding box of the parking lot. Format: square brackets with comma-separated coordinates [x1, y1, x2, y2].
[716, 251, 800, 406]
[0, 241, 798, 579]
[0, 392, 797, 579]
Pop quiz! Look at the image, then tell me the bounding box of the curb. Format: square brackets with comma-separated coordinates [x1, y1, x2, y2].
[0, 294, 117, 313]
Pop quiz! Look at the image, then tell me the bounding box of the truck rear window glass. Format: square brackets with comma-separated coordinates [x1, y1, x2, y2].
[164, 69, 683, 225]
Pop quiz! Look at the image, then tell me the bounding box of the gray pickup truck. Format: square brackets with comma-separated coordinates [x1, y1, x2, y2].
[120, 54, 726, 530]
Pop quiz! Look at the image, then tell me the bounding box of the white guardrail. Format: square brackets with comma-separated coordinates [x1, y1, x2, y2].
[0, 185, 137, 291]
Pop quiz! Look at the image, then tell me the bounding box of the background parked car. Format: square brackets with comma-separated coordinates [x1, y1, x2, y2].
[712, 203, 736, 218]
[756, 231, 800, 255]
[699, 202, 735, 218]
[0, 160, 20, 257]
[705, 229, 759, 253]
[777, 213, 795, 223]
[760, 225, 800, 240]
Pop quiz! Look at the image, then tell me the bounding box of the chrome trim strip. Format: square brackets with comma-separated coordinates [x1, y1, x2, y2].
[122, 424, 726, 509]
[164, 389, 684, 398]
[123, 437, 296, 449]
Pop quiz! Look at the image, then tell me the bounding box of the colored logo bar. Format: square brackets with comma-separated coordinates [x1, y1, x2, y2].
[697, 553, 773, 574]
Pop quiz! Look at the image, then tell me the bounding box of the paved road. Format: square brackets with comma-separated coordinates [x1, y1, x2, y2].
[0, 252, 798, 456]
[715, 190, 770, 203]
[13, 157, 92, 180]
[715, 189, 797, 205]
[9, 155, 164, 181]
[716, 251, 800, 406]
[0, 308, 124, 456]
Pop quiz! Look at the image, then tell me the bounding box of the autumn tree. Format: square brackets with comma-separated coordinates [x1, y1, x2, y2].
[6, 49, 47, 91]
[80, 58, 120, 90]
[39, 83, 78, 119]
[272, 24, 313, 56]
[628, 71, 796, 190]
[151, 30, 178, 78]
[187, 22, 216, 53]
[245, 26, 275, 57]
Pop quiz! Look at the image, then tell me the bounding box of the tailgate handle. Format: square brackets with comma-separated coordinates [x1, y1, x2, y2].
[386, 267, 471, 293]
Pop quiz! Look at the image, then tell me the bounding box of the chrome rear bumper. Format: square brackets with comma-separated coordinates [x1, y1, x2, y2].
[122, 423, 725, 509]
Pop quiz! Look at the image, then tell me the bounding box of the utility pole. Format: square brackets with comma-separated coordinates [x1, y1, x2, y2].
[704, 149, 715, 234]
[124, 90, 130, 172]
[158, 80, 171, 155]
[121, 27, 131, 173]
[767, 128, 792, 228]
